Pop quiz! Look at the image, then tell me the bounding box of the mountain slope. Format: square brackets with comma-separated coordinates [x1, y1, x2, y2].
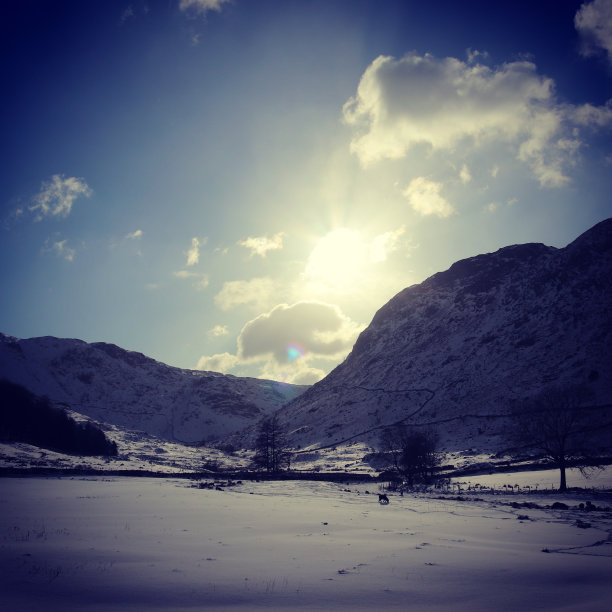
[0, 335, 307, 444]
[274, 218, 612, 453]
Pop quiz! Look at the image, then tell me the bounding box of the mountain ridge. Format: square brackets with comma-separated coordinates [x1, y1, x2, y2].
[267, 218, 612, 454]
[0, 333, 307, 444]
[2, 218, 611, 459]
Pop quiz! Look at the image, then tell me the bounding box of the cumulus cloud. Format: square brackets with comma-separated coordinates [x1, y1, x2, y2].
[214, 277, 277, 311]
[238, 232, 285, 257]
[238, 301, 360, 364]
[575, 0, 612, 62]
[402, 177, 455, 218]
[342, 52, 610, 187]
[30, 174, 92, 220]
[179, 0, 231, 16]
[196, 301, 362, 383]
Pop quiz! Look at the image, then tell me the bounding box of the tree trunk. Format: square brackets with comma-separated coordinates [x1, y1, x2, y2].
[558, 459, 567, 492]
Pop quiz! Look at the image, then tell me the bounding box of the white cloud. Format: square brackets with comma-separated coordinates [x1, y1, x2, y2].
[174, 269, 209, 290]
[126, 229, 143, 240]
[196, 301, 362, 384]
[30, 174, 92, 220]
[179, 0, 231, 16]
[214, 277, 277, 311]
[257, 361, 327, 386]
[342, 52, 610, 187]
[402, 177, 455, 218]
[571, 100, 612, 126]
[195, 274, 210, 290]
[368, 226, 406, 263]
[575, 0, 612, 62]
[174, 270, 197, 279]
[238, 232, 285, 257]
[120, 5, 134, 24]
[186, 237, 202, 266]
[237, 301, 360, 364]
[195, 352, 238, 373]
[459, 164, 472, 184]
[207, 324, 229, 337]
[466, 49, 489, 64]
[46, 239, 75, 261]
[485, 197, 518, 214]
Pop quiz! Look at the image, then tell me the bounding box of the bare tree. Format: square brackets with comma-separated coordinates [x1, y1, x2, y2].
[507, 384, 601, 491]
[379, 424, 439, 487]
[252, 413, 291, 473]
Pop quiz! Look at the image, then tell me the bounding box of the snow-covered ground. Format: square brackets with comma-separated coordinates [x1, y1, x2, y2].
[449, 466, 612, 492]
[1, 476, 611, 611]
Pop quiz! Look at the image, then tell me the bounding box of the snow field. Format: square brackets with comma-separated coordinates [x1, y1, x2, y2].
[0, 477, 611, 611]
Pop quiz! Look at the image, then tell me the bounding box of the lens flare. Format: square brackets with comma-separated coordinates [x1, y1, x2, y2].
[286, 343, 305, 362]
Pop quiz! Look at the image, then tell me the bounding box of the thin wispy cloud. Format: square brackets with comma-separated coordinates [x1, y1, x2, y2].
[119, 5, 134, 25]
[126, 229, 143, 240]
[30, 175, 92, 221]
[174, 270, 197, 279]
[575, 0, 612, 63]
[207, 324, 229, 337]
[174, 269, 209, 290]
[45, 238, 76, 261]
[179, 0, 232, 17]
[195, 274, 210, 290]
[238, 232, 284, 257]
[214, 277, 278, 311]
[459, 164, 472, 185]
[186, 237, 204, 266]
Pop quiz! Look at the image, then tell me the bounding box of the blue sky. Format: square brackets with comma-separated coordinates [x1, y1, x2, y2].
[1, 0, 611, 384]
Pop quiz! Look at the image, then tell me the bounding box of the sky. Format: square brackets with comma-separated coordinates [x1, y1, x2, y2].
[1, 0, 611, 385]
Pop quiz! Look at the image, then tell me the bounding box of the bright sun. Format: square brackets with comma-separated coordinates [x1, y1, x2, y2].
[304, 228, 368, 288]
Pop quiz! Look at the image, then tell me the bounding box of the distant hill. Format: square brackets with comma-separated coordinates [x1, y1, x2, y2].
[0, 334, 307, 444]
[255, 218, 612, 454]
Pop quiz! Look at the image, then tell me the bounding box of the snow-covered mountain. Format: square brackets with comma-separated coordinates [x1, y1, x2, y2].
[3, 219, 611, 461]
[271, 218, 612, 453]
[0, 335, 307, 444]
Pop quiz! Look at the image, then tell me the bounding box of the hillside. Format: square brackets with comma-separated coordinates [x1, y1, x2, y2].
[0, 335, 307, 444]
[262, 218, 612, 454]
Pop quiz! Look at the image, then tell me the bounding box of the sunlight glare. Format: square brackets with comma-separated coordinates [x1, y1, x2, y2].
[304, 229, 368, 288]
